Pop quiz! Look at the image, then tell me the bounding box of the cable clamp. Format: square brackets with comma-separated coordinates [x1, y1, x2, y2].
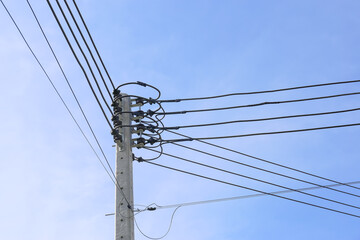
[113, 88, 121, 98]
[148, 97, 157, 105]
[145, 124, 156, 133]
[136, 81, 147, 87]
[146, 109, 155, 116]
[147, 137, 157, 145]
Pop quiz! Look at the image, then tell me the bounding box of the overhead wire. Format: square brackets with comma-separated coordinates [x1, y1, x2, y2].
[55, 0, 113, 112]
[144, 149, 360, 210]
[165, 129, 360, 191]
[72, 0, 116, 90]
[158, 79, 360, 102]
[0, 0, 128, 206]
[150, 180, 360, 210]
[156, 91, 360, 115]
[161, 122, 360, 142]
[145, 161, 360, 218]
[47, 0, 114, 122]
[27, 0, 131, 208]
[167, 142, 360, 198]
[154, 107, 360, 130]
[63, 0, 113, 101]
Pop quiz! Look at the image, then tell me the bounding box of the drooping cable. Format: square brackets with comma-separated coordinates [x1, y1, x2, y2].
[0, 0, 123, 203]
[161, 122, 360, 143]
[158, 79, 360, 102]
[145, 161, 360, 218]
[165, 130, 360, 191]
[72, 0, 116, 90]
[27, 0, 131, 208]
[156, 107, 360, 130]
[63, 0, 113, 101]
[156, 92, 360, 115]
[145, 149, 360, 210]
[134, 205, 181, 240]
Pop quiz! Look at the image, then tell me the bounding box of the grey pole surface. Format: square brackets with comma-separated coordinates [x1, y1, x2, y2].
[115, 94, 134, 240]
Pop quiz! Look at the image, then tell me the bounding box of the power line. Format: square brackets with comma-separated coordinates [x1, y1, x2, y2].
[63, 0, 114, 101]
[151, 180, 360, 210]
[167, 142, 360, 198]
[47, 0, 113, 128]
[156, 91, 360, 115]
[72, 0, 116, 90]
[55, 0, 113, 113]
[161, 122, 360, 142]
[165, 129, 360, 191]
[145, 149, 360, 210]
[159, 79, 360, 102]
[0, 0, 122, 202]
[26, 0, 131, 208]
[156, 107, 360, 130]
[145, 161, 360, 219]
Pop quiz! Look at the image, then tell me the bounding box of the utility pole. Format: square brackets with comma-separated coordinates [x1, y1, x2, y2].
[113, 93, 135, 240]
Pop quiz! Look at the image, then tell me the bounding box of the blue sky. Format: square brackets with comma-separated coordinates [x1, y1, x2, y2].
[1, 1, 360, 239]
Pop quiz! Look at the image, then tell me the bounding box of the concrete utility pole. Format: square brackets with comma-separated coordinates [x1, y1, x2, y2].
[114, 94, 134, 240]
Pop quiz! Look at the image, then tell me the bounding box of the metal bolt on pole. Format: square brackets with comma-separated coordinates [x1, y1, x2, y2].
[115, 94, 134, 240]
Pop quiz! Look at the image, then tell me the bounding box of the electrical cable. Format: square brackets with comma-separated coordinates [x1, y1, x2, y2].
[63, 0, 113, 101]
[156, 91, 360, 115]
[158, 79, 360, 102]
[168, 142, 360, 198]
[116, 81, 161, 100]
[0, 0, 125, 205]
[56, 0, 113, 113]
[161, 122, 360, 142]
[144, 149, 360, 210]
[47, 0, 113, 129]
[165, 130, 360, 191]
[156, 107, 360, 130]
[134, 205, 182, 240]
[27, 0, 131, 208]
[151, 180, 360, 210]
[145, 161, 360, 218]
[72, 0, 116, 90]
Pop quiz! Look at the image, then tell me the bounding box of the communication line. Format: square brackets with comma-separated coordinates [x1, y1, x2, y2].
[145, 149, 360, 210]
[165, 129, 360, 191]
[145, 161, 360, 219]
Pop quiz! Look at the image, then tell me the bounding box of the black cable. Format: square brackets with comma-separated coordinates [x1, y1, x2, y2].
[56, 0, 113, 113]
[27, 0, 131, 207]
[152, 180, 360, 210]
[72, 0, 116, 90]
[161, 122, 360, 142]
[0, 0, 122, 203]
[47, 0, 113, 129]
[159, 79, 360, 102]
[169, 142, 360, 199]
[145, 161, 360, 218]
[156, 92, 360, 115]
[156, 107, 360, 130]
[165, 130, 360, 191]
[145, 149, 360, 210]
[116, 81, 161, 100]
[63, 0, 113, 101]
